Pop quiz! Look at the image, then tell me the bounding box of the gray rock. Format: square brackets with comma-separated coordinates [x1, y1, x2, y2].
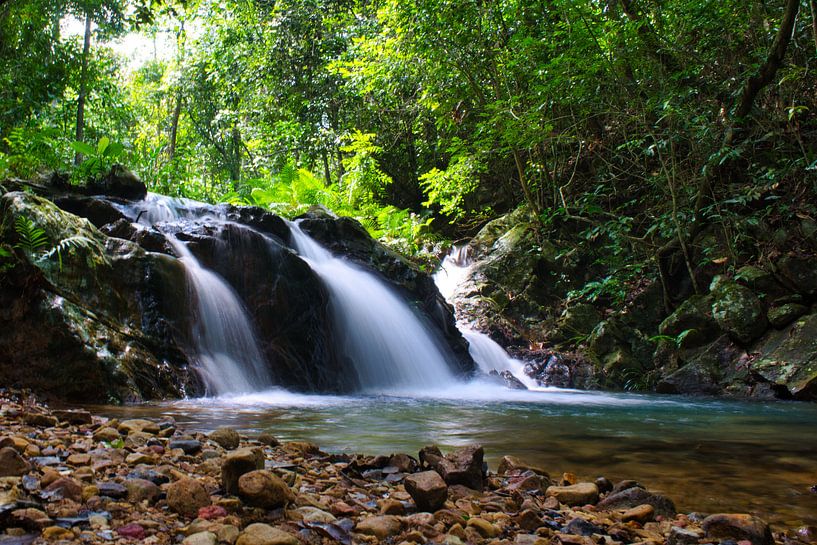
[596, 486, 676, 517]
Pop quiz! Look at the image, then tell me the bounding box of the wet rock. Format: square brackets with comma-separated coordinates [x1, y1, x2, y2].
[545, 483, 599, 506]
[237, 470, 294, 509]
[751, 313, 817, 400]
[702, 514, 773, 545]
[0, 447, 31, 477]
[659, 295, 719, 348]
[236, 523, 299, 545]
[597, 486, 676, 517]
[53, 409, 93, 426]
[565, 517, 604, 536]
[467, 517, 499, 538]
[44, 477, 82, 502]
[169, 438, 203, 454]
[355, 515, 402, 539]
[209, 427, 240, 450]
[92, 427, 121, 443]
[167, 478, 211, 516]
[23, 413, 58, 427]
[594, 477, 613, 494]
[388, 453, 418, 473]
[711, 278, 767, 344]
[257, 433, 279, 447]
[97, 481, 128, 499]
[85, 164, 147, 200]
[497, 455, 549, 478]
[669, 525, 704, 545]
[117, 522, 147, 540]
[124, 478, 160, 503]
[222, 447, 264, 495]
[621, 504, 655, 523]
[404, 470, 448, 512]
[775, 255, 817, 296]
[767, 303, 808, 328]
[421, 444, 485, 490]
[183, 531, 218, 545]
[119, 418, 160, 435]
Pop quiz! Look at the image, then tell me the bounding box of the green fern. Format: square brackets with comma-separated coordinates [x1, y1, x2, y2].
[41, 235, 110, 271]
[14, 215, 49, 253]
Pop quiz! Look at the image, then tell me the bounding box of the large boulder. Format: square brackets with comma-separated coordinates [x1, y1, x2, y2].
[710, 278, 767, 344]
[750, 313, 817, 400]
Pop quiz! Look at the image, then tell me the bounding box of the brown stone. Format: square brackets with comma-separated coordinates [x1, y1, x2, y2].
[167, 478, 211, 516]
[405, 470, 448, 512]
[53, 409, 93, 425]
[497, 455, 549, 478]
[355, 515, 402, 539]
[209, 427, 241, 450]
[0, 446, 31, 477]
[125, 478, 160, 503]
[237, 470, 295, 509]
[44, 477, 82, 502]
[236, 523, 300, 545]
[702, 514, 773, 545]
[622, 504, 655, 524]
[93, 427, 121, 442]
[222, 447, 264, 495]
[24, 413, 58, 427]
[42, 526, 74, 540]
[467, 517, 499, 538]
[545, 483, 599, 506]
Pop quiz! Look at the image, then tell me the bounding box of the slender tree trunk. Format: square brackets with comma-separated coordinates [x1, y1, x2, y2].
[321, 149, 331, 186]
[512, 149, 541, 217]
[810, 0, 817, 53]
[74, 12, 92, 165]
[168, 92, 182, 161]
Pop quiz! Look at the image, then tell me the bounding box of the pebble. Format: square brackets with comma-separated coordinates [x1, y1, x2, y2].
[183, 531, 218, 545]
[235, 523, 300, 545]
[545, 483, 600, 506]
[167, 478, 211, 516]
[0, 446, 31, 476]
[237, 470, 294, 509]
[355, 514, 402, 539]
[222, 447, 264, 495]
[702, 513, 774, 545]
[168, 438, 203, 454]
[404, 469, 448, 512]
[209, 427, 240, 450]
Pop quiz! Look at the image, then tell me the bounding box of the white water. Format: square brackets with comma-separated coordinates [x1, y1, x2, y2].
[289, 222, 458, 392]
[433, 245, 538, 388]
[116, 193, 272, 395]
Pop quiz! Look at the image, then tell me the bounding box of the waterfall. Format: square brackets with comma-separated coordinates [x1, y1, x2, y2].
[434, 244, 535, 388]
[289, 222, 458, 391]
[116, 194, 272, 396]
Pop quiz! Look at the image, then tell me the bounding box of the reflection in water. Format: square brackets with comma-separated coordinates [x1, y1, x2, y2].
[96, 388, 817, 527]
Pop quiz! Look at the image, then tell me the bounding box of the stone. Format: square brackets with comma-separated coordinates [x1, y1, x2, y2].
[422, 444, 485, 490]
[237, 470, 295, 509]
[119, 419, 161, 435]
[97, 481, 128, 499]
[53, 409, 93, 425]
[545, 483, 599, 506]
[658, 295, 719, 348]
[467, 517, 499, 538]
[198, 505, 228, 520]
[404, 470, 448, 512]
[768, 303, 808, 328]
[0, 446, 31, 477]
[44, 477, 82, 502]
[93, 427, 121, 442]
[355, 515, 402, 539]
[669, 526, 703, 545]
[218, 525, 240, 544]
[167, 478, 211, 516]
[124, 478, 160, 503]
[42, 526, 74, 540]
[751, 313, 817, 399]
[702, 514, 773, 545]
[0, 435, 29, 452]
[294, 506, 336, 523]
[711, 278, 767, 344]
[257, 433, 279, 447]
[621, 504, 654, 523]
[564, 517, 604, 536]
[169, 438, 203, 454]
[66, 453, 91, 466]
[126, 452, 156, 465]
[775, 255, 817, 296]
[222, 447, 264, 495]
[497, 455, 549, 478]
[209, 427, 241, 450]
[555, 304, 602, 342]
[23, 413, 58, 427]
[515, 509, 544, 531]
[236, 523, 300, 545]
[597, 486, 676, 517]
[183, 531, 218, 545]
[117, 523, 147, 540]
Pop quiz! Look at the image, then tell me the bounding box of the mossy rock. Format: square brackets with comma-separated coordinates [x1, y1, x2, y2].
[751, 313, 817, 400]
[553, 303, 602, 343]
[658, 295, 719, 349]
[710, 277, 767, 344]
[767, 303, 808, 329]
[774, 255, 817, 297]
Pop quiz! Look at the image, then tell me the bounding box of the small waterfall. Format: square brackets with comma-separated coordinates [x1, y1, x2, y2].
[434, 244, 534, 388]
[289, 223, 457, 391]
[116, 193, 272, 396]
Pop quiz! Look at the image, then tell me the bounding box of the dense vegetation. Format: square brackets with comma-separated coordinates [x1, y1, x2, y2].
[2, 0, 816, 296]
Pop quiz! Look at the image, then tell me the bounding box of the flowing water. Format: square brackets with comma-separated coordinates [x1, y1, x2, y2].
[289, 222, 459, 392]
[100, 196, 817, 527]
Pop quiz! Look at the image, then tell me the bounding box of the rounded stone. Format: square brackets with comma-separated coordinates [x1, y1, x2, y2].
[235, 523, 300, 545]
[237, 470, 295, 509]
[167, 478, 211, 516]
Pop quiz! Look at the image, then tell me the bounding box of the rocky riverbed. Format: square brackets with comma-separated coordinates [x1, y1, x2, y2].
[1, 390, 812, 545]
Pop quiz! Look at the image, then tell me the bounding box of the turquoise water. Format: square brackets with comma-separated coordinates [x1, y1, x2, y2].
[98, 385, 817, 527]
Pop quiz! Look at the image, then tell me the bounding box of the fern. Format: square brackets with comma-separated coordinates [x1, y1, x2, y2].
[14, 215, 49, 253]
[41, 235, 110, 271]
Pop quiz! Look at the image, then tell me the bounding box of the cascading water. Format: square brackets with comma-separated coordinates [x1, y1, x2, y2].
[116, 193, 272, 396]
[434, 244, 536, 388]
[289, 222, 458, 391]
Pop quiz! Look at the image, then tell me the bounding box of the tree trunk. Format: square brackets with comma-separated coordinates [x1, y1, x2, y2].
[512, 149, 541, 217]
[321, 149, 331, 186]
[167, 91, 182, 161]
[74, 12, 92, 165]
[810, 0, 817, 53]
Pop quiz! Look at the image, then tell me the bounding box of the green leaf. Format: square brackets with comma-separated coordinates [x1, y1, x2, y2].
[69, 141, 96, 157]
[97, 136, 110, 156]
[104, 142, 125, 158]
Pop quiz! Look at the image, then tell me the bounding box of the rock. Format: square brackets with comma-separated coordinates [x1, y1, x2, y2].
[42, 526, 74, 540]
[119, 419, 160, 435]
[497, 455, 549, 478]
[767, 303, 808, 328]
[467, 517, 499, 538]
[515, 509, 544, 531]
[0, 446, 31, 476]
[775, 255, 817, 296]
[97, 481, 128, 499]
[751, 313, 817, 399]
[236, 523, 300, 545]
[702, 514, 773, 545]
[198, 505, 228, 520]
[355, 515, 402, 539]
[237, 470, 294, 509]
[597, 486, 676, 517]
[545, 483, 599, 506]
[117, 523, 147, 540]
[44, 477, 82, 502]
[257, 433, 279, 447]
[93, 427, 121, 443]
[23, 413, 58, 427]
[594, 477, 613, 494]
[564, 517, 604, 536]
[404, 470, 448, 512]
[183, 531, 218, 545]
[658, 295, 719, 348]
[209, 427, 241, 450]
[554, 303, 602, 342]
[294, 506, 336, 523]
[222, 447, 264, 495]
[421, 444, 484, 490]
[86, 164, 148, 200]
[167, 478, 211, 516]
[169, 438, 203, 454]
[711, 278, 767, 344]
[124, 478, 160, 503]
[669, 526, 703, 545]
[621, 504, 654, 523]
[388, 453, 417, 473]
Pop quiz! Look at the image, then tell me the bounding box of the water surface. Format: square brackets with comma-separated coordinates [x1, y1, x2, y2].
[96, 385, 817, 527]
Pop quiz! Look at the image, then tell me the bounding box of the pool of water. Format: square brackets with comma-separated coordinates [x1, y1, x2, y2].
[94, 383, 817, 528]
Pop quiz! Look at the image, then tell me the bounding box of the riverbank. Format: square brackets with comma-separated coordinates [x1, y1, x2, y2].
[1, 390, 811, 545]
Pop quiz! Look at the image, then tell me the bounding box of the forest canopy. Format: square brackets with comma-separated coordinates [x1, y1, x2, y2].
[1, 0, 815, 259]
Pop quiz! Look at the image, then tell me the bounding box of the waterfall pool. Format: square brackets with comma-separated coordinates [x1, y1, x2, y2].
[94, 386, 817, 528]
